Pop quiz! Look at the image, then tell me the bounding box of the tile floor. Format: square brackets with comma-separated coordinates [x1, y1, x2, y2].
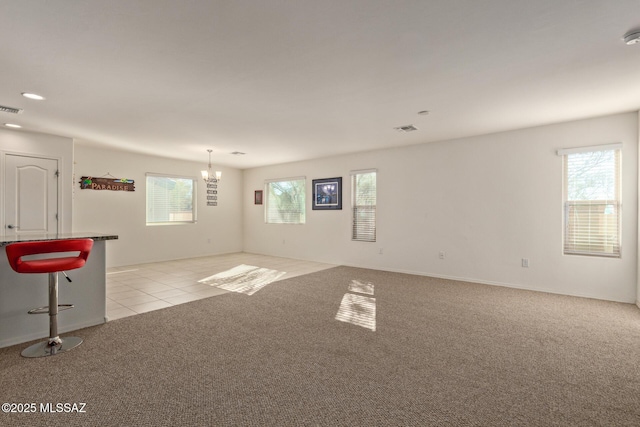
[106, 252, 336, 321]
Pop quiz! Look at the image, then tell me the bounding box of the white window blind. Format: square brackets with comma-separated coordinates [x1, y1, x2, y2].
[560, 145, 621, 257]
[265, 177, 306, 224]
[351, 170, 376, 242]
[146, 174, 196, 224]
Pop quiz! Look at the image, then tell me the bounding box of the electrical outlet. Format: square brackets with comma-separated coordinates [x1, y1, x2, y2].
[439, 251, 445, 260]
[522, 258, 529, 268]
[379, 248, 384, 255]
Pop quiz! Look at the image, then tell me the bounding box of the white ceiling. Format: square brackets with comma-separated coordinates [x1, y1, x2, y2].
[1, 1, 639, 169]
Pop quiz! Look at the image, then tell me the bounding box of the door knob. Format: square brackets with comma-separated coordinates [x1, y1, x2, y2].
[6, 224, 17, 229]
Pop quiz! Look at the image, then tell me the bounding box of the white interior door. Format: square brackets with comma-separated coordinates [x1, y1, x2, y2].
[4, 154, 59, 235]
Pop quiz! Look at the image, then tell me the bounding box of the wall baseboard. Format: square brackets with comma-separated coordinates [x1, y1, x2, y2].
[342, 263, 635, 304]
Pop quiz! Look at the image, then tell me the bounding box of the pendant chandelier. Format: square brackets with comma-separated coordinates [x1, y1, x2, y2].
[201, 149, 221, 182]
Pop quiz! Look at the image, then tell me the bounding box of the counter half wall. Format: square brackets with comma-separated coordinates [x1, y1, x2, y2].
[0, 233, 118, 348]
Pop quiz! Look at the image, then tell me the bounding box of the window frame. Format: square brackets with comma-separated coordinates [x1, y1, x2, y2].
[264, 177, 306, 225]
[558, 144, 621, 258]
[351, 169, 377, 242]
[145, 173, 197, 226]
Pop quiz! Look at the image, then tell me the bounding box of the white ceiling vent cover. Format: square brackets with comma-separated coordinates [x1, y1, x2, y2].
[0, 105, 24, 114]
[394, 124, 418, 132]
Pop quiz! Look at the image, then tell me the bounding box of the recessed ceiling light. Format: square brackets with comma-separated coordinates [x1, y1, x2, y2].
[21, 92, 45, 100]
[231, 151, 246, 155]
[4, 123, 22, 128]
[623, 30, 640, 45]
[417, 110, 430, 116]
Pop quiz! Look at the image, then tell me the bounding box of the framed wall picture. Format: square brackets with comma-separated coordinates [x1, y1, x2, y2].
[254, 190, 263, 205]
[312, 177, 342, 210]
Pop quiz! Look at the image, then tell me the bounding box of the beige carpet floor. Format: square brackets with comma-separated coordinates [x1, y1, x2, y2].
[1, 266, 639, 426]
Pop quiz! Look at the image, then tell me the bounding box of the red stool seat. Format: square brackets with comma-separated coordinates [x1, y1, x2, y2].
[6, 239, 93, 274]
[5, 239, 93, 358]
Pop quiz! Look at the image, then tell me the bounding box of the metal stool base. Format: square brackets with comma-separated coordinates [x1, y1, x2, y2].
[21, 336, 83, 358]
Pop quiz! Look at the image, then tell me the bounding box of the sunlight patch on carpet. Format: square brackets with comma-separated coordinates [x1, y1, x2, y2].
[335, 293, 376, 331]
[198, 264, 286, 296]
[348, 279, 374, 295]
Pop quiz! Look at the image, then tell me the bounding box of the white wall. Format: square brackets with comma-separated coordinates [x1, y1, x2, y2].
[0, 129, 74, 233]
[73, 145, 243, 267]
[244, 112, 639, 303]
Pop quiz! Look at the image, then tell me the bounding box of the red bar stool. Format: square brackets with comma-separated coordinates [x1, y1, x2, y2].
[5, 239, 93, 358]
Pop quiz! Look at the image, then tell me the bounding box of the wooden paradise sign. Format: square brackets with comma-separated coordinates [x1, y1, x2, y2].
[79, 176, 135, 191]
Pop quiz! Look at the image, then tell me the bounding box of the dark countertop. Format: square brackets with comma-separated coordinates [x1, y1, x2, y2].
[0, 232, 118, 247]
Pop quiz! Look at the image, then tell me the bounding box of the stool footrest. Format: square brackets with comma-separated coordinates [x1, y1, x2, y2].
[27, 304, 74, 315]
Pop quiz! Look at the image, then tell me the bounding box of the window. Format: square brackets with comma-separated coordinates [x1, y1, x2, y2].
[265, 177, 306, 224]
[146, 174, 196, 224]
[351, 170, 376, 242]
[559, 144, 621, 257]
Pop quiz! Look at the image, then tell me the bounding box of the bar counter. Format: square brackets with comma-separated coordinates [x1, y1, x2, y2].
[0, 232, 118, 246]
[0, 232, 118, 348]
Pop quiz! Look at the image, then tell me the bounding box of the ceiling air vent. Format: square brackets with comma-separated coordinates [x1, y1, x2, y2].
[0, 105, 24, 114]
[231, 151, 246, 155]
[394, 124, 418, 132]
